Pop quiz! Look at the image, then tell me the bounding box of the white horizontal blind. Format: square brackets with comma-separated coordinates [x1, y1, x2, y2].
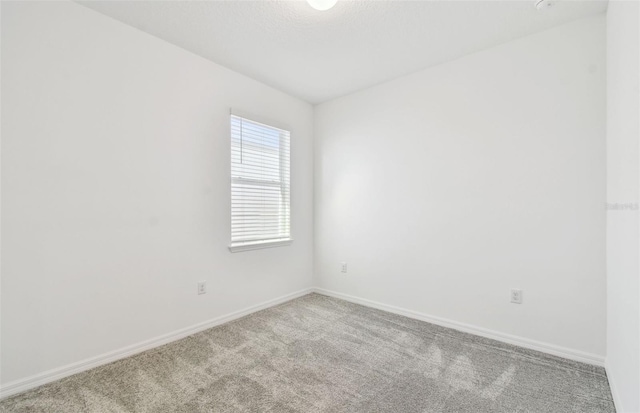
[230, 114, 291, 247]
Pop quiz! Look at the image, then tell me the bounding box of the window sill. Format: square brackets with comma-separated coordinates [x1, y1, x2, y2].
[228, 239, 293, 253]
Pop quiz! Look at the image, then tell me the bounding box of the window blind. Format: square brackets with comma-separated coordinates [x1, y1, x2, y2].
[230, 114, 291, 250]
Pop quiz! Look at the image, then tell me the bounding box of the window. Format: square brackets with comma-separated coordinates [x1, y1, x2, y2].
[229, 114, 291, 252]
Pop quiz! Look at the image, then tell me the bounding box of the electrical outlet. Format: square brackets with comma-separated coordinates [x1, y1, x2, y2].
[510, 289, 522, 304]
[341, 262, 347, 273]
[198, 281, 207, 295]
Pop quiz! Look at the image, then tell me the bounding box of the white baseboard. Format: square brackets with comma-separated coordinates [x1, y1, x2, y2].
[605, 359, 623, 413]
[314, 288, 606, 367]
[0, 288, 313, 400]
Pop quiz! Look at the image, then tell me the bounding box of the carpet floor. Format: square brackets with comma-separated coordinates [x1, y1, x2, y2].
[0, 293, 615, 412]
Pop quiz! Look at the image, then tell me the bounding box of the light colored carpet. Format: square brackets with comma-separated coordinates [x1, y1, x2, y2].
[0, 293, 615, 412]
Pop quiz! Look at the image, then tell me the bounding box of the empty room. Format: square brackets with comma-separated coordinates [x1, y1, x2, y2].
[1, 0, 638, 412]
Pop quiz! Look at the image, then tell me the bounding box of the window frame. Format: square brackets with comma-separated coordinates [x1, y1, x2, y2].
[228, 110, 292, 253]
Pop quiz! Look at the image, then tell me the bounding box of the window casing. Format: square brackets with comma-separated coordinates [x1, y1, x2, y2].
[229, 114, 291, 252]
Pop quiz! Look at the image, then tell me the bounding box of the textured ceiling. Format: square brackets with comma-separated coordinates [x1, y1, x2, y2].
[78, 0, 608, 104]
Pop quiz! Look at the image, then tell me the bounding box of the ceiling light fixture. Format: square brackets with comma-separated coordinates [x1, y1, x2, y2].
[306, 0, 337, 11]
[535, 0, 554, 10]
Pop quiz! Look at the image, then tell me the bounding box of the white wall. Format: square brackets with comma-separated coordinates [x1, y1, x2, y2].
[1, 1, 314, 386]
[315, 17, 606, 360]
[606, 1, 640, 411]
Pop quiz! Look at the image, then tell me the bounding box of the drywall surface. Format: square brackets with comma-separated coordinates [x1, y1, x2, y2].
[606, 1, 640, 411]
[1, 1, 313, 385]
[315, 17, 606, 358]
